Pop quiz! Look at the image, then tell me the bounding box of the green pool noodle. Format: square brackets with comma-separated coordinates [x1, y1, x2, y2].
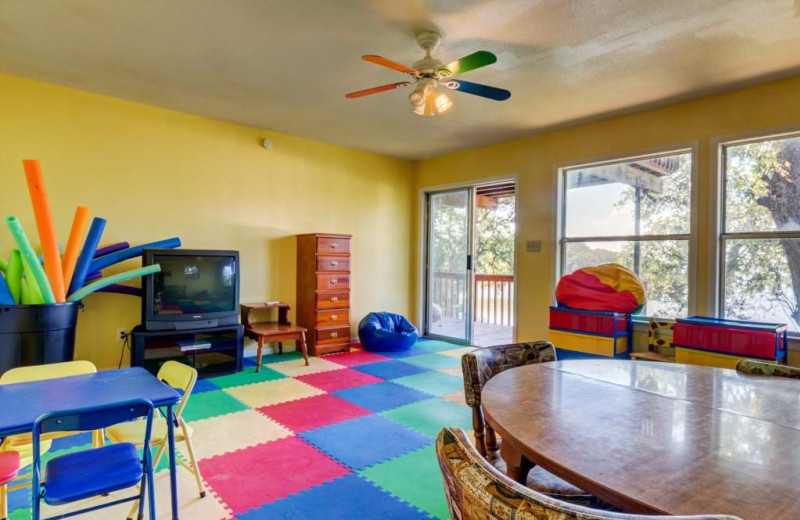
[67, 264, 161, 302]
[20, 274, 31, 304]
[6, 216, 54, 303]
[6, 250, 22, 304]
[21, 261, 44, 304]
[0, 258, 6, 273]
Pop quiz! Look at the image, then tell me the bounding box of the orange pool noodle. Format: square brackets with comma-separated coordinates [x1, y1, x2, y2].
[62, 206, 90, 289]
[23, 159, 66, 302]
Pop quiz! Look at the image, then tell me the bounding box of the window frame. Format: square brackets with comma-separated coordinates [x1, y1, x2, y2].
[715, 129, 800, 329]
[554, 143, 699, 317]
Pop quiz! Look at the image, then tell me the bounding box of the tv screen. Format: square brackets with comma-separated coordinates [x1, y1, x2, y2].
[143, 249, 240, 330]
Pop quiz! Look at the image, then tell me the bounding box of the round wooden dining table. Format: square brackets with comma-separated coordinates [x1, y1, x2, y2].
[481, 359, 800, 519]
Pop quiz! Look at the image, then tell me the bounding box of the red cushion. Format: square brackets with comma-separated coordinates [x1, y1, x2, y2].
[0, 451, 20, 484]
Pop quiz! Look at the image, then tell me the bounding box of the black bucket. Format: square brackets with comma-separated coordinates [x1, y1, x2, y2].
[0, 302, 81, 376]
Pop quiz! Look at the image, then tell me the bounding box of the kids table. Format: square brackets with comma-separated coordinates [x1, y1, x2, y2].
[0, 367, 182, 519]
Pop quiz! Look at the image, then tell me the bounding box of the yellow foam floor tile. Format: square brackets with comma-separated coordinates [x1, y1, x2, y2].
[438, 366, 463, 376]
[182, 409, 292, 460]
[265, 356, 345, 377]
[438, 346, 476, 358]
[224, 377, 324, 408]
[39, 466, 230, 520]
[440, 391, 468, 407]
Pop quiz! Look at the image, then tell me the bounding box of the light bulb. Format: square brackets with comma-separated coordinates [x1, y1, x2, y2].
[409, 79, 452, 116]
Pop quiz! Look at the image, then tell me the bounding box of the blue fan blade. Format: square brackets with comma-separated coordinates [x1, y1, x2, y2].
[442, 79, 511, 101]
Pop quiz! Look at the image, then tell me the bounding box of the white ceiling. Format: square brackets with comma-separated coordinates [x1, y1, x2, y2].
[2, 0, 800, 160]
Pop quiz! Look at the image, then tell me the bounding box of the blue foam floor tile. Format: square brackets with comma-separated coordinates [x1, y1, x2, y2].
[353, 360, 430, 380]
[375, 347, 430, 359]
[49, 431, 93, 452]
[192, 378, 221, 393]
[237, 474, 434, 519]
[333, 382, 432, 412]
[299, 415, 432, 470]
[415, 339, 462, 352]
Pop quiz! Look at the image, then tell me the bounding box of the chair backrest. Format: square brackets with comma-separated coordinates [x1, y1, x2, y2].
[34, 399, 154, 436]
[435, 427, 742, 520]
[156, 360, 197, 419]
[735, 359, 800, 379]
[461, 341, 556, 407]
[0, 360, 96, 384]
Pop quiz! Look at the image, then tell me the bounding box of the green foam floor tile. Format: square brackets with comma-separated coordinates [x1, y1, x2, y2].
[360, 444, 450, 520]
[255, 351, 305, 365]
[415, 340, 462, 352]
[210, 366, 286, 388]
[400, 353, 462, 371]
[392, 371, 464, 397]
[381, 398, 472, 438]
[182, 389, 249, 422]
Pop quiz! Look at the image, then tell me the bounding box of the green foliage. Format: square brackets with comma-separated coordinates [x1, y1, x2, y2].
[475, 197, 515, 275]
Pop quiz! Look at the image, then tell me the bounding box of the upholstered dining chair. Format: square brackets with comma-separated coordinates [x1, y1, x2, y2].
[436, 427, 743, 520]
[735, 359, 800, 378]
[461, 341, 592, 500]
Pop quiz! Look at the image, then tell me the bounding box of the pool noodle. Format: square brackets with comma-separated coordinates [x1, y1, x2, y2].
[21, 259, 44, 304]
[6, 216, 54, 304]
[84, 271, 102, 283]
[23, 160, 65, 302]
[19, 274, 31, 304]
[68, 264, 160, 302]
[88, 237, 180, 273]
[62, 206, 90, 290]
[6, 250, 22, 304]
[94, 242, 129, 258]
[95, 284, 142, 297]
[67, 217, 106, 297]
[0, 258, 6, 273]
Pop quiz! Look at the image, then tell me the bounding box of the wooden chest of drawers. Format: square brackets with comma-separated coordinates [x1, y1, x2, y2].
[296, 233, 352, 355]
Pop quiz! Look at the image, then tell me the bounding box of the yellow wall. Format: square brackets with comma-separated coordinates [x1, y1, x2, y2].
[414, 75, 800, 364]
[0, 73, 415, 369]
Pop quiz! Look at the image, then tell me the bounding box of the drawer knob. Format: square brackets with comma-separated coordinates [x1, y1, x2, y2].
[331, 331, 338, 338]
[331, 242, 339, 249]
[331, 314, 338, 320]
[330, 278, 338, 285]
[330, 260, 338, 267]
[331, 296, 338, 302]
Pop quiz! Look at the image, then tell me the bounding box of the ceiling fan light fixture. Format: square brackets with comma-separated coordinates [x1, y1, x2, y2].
[409, 79, 452, 116]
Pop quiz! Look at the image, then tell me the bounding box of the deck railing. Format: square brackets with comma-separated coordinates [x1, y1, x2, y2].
[431, 272, 514, 326]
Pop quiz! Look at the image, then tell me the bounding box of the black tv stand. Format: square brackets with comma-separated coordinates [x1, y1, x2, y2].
[131, 324, 244, 379]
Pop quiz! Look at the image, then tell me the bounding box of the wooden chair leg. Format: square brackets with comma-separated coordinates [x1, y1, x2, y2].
[256, 337, 264, 373]
[277, 341, 283, 354]
[472, 407, 487, 457]
[486, 423, 498, 451]
[299, 331, 309, 366]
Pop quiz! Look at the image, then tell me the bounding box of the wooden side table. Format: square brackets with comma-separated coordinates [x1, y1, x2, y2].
[240, 303, 309, 371]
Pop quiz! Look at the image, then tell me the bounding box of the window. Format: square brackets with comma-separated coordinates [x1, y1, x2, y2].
[721, 133, 800, 332]
[559, 151, 693, 316]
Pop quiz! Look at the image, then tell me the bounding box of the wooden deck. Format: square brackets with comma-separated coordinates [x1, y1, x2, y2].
[427, 317, 513, 347]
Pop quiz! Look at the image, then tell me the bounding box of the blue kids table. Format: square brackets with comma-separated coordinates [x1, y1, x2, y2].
[0, 367, 182, 519]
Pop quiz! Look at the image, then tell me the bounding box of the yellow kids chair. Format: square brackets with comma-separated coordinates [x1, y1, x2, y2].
[106, 361, 205, 518]
[0, 360, 99, 520]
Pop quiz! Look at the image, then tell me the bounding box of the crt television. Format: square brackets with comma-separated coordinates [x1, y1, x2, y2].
[142, 249, 240, 331]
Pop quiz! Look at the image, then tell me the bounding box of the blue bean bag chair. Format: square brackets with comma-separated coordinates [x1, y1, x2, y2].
[358, 312, 418, 352]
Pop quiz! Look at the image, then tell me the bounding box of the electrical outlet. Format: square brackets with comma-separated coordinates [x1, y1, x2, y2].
[526, 239, 542, 253]
[117, 329, 127, 342]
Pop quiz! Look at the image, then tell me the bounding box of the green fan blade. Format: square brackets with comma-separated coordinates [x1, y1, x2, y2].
[437, 51, 497, 77]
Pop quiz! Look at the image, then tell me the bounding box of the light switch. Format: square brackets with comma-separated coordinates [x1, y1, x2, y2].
[526, 240, 542, 253]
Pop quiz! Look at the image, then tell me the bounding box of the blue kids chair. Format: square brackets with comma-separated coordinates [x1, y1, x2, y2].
[31, 399, 156, 520]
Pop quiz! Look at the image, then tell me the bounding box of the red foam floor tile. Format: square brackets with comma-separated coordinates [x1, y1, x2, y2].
[296, 367, 384, 392]
[322, 350, 390, 367]
[258, 394, 372, 433]
[201, 436, 350, 513]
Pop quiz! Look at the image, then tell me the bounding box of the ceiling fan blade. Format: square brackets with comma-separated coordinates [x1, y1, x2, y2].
[362, 55, 420, 76]
[437, 51, 497, 77]
[345, 82, 411, 99]
[442, 79, 511, 101]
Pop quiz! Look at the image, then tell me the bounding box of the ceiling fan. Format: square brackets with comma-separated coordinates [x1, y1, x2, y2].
[346, 31, 511, 117]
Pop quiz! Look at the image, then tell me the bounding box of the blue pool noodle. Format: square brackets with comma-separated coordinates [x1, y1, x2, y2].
[88, 237, 180, 273]
[0, 274, 14, 304]
[68, 217, 106, 296]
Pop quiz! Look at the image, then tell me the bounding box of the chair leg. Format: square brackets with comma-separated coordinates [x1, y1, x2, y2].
[486, 423, 498, 451]
[136, 469, 147, 520]
[299, 331, 309, 366]
[181, 423, 206, 498]
[256, 337, 264, 373]
[472, 407, 487, 457]
[1, 483, 7, 520]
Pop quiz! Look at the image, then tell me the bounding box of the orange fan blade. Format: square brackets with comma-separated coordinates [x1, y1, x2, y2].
[346, 82, 411, 99]
[362, 55, 420, 76]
